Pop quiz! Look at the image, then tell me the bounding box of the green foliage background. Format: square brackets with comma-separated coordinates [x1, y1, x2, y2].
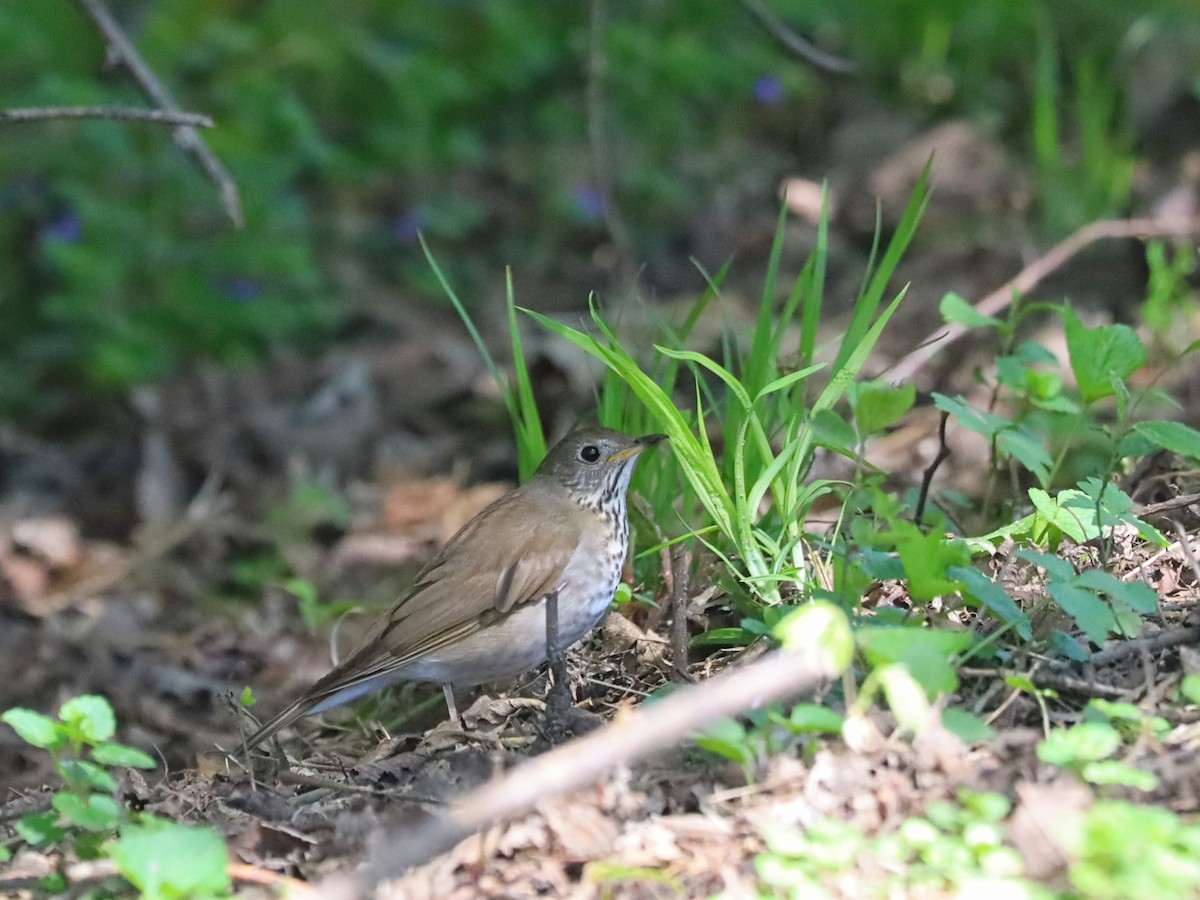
[0, 0, 1194, 425]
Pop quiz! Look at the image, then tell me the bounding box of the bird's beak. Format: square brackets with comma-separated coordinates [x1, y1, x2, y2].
[606, 433, 668, 463]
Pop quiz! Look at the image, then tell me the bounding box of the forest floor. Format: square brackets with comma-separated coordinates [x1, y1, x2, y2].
[3, 103, 1200, 897]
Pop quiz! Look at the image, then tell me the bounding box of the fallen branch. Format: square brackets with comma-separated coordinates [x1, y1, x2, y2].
[888, 214, 1200, 385]
[317, 646, 837, 896]
[0, 105, 213, 127]
[1087, 625, 1200, 669]
[962, 666, 1130, 700]
[73, 0, 243, 227]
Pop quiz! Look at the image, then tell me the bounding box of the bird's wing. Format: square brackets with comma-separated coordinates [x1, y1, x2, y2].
[244, 485, 583, 748]
[370, 484, 584, 656]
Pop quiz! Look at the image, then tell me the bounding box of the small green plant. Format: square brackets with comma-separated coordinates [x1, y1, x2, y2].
[755, 789, 1025, 896]
[1141, 240, 1197, 347]
[525, 172, 930, 608]
[283, 577, 360, 632]
[2, 694, 231, 898]
[1037, 715, 1160, 791]
[1066, 800, 1200, 898]
[2, 695, 156, 857]
[1032, 22, 1135, 236]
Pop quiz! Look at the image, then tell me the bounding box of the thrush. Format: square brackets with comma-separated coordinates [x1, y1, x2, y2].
[245, 427, 665, 748]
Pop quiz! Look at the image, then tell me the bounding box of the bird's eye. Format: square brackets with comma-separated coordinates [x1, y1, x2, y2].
[579, 444, 601, 463]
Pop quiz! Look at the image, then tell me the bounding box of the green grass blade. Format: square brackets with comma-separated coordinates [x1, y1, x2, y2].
[799, 186, 830, 370]
[506, 267, 546, 477]
[832, 162, 931, 378]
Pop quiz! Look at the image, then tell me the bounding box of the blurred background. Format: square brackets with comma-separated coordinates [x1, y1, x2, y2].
[0, 0, 1199, 798]
[2, 2, 1197, 472]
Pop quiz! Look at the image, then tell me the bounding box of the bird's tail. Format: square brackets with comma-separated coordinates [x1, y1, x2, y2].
[242, 667, 397, 749]
[242, 693, 319, 750]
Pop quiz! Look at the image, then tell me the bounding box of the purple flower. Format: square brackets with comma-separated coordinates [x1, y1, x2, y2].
[391, 207, 428, 245]
[44, 211, 81, 243]
[571, 184, 605, 221]
[215, 275, 264, 302]
[754, 75, 784, 106]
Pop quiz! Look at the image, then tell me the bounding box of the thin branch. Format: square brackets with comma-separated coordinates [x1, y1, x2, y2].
[737, 0, 857, 76]
[0, 105, 213, 127]
[586, 0, 637, 290]
[961, 666, 1131, 700]
[914, 410, 950, 526]
[1087, 624, 1200, 669]
[670, 543, 693, 679]
[888, 214, 1200, 385]
[316, 647, 837, 896]
[73, 0, 243, 227]
[1136, 491, 1200, 519]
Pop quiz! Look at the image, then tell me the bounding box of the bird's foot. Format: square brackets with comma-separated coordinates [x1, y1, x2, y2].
[543, 702, 602, 744]
[542, 674, 602, 744]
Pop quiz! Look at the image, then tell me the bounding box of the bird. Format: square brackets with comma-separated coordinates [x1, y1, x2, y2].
[245, 427, 666, 749]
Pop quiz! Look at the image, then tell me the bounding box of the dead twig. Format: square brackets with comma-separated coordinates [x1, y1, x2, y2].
[1170, 520, 1200, 589]
[72, 0, 243, 227]
[737, 0, 857, 75]
[317, 646, 837, 895]
[889, 214, 1200, 385]
[1087, 626, 1200, 669]
[914, 410, 951, 526]
[1136, 492, 1200, 519]
[963, 666, 1131, 701]
[0, 105, 213, 127]
[669, 543, 693, 680]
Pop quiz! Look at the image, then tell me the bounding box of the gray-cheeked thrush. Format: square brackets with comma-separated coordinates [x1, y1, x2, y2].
[246, 427, 665, 748]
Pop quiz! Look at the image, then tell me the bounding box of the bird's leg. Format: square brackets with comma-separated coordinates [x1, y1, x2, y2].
[441, 683, 464, 728]
[544, 590, 573, 718]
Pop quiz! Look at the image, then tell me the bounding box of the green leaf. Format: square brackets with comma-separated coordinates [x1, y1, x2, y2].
[1, 708, 62, 749]
[1133, 420, 1200, 460]
[239, 686, 256, 707]
[1063, 306, 1145, 403]
[958, 789, 1012, 821]
[894, 526, 971, 601]
[998, 428, 1053, 486]
[1050, 630, 1090, 661]
[774, 601, 853, 674]
[58, 695, 116, 744]
[693, 718, 751, 763]
[875, 664, 934, 732]
[852, 381, 915, 436]
[949, 566, 1032, 639]
[1081, 759, 1158, 790]
[1038, 722, 1121, 767]
[941, 708, 995, 743]
[1182, 674, 1200, 705]
[1075, 569, 1158, 614]
[1048, 582, 1118, 644]
[92, 742, 157, 769]
[689, 627, 756, 647]
[112, 821, 232, 899]
[15, 810, 67, 845]
[1015, 547, 1076, 580]
[61, 759, 117, 792]
[52, 792, 120, 831]
[932, 393, 1011, 440]
[940, 292, 999, 327]
[810, 408, 857, 452]
[856, 626, 973, 696]
[776, 703, 845, 734]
